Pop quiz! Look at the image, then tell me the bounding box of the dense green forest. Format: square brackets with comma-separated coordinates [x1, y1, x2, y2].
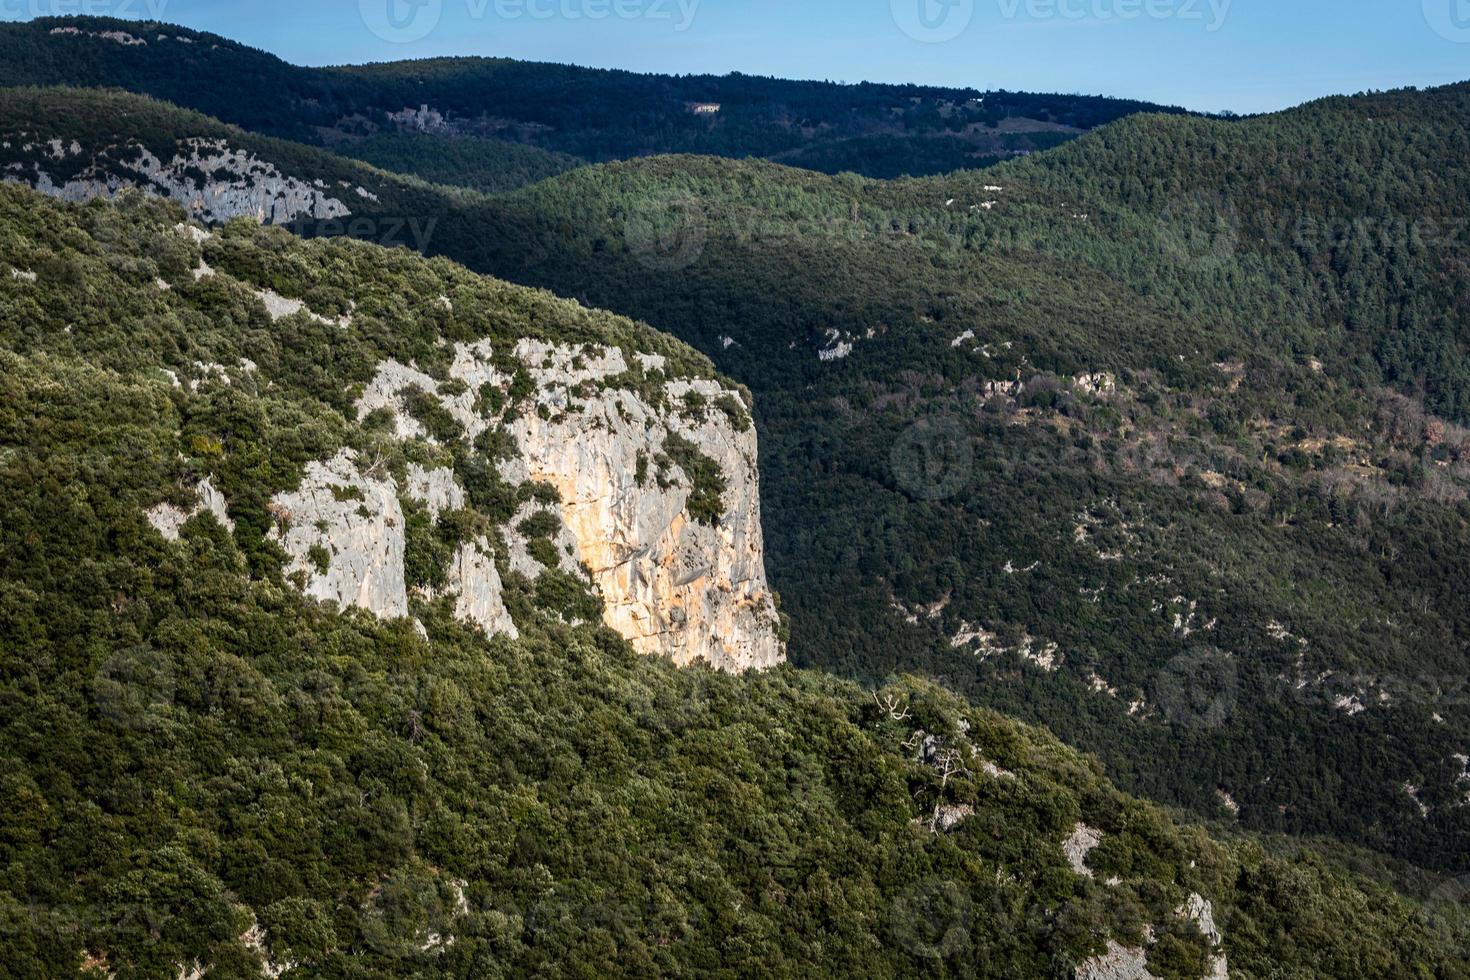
[0, 15, 1190, 183]
[6, 80, 1470, 882]
[459, 89, 1469, 873]
[767, 130, 1078, 180]
[4, 21, 1470, 969]
[338, 132, 583, 195]
[4, 185, 1465, 977]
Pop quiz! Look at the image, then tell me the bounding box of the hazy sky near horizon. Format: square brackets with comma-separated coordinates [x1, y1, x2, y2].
[7, 0, 1470, 113]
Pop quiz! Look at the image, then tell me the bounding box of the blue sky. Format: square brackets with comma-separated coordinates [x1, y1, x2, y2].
[10, 0, 1470, 113]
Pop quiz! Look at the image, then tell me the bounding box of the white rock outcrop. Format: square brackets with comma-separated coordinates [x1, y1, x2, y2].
[504, 499, 584, 580]
[406, 464, 465, 517]
[50, 26, 146, 45]
[931, 803, 975, 833]
[1076, 941, 1158, 980]
[1063, 822, 1103, 878]
[251, 289, 351, 327]
[270, 450, 408, 618]
[502, 345, 782, 675]
[7, 136, 350, 225]
[817, 329, 854, 362]
[267, 450, 524, 640]
[1177, 893, 1229, 979]
[147, 477, 234, 541]
[498, 360, 782, 672]
[355, 359, 452, 441]
[1072, 891, 1230, 980]
[241, 918, 295, 979]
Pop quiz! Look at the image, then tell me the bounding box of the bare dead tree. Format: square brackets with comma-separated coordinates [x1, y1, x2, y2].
[929, 747, 974, 834]
[363, 448, 391, 480]
[874, 691, 912, 723]
[266, 500, 293, 536]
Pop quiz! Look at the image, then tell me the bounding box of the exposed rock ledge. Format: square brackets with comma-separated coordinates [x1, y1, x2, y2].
[1076, 941, 1157, 980]
[1062, 822, 1103, 878]
[1074, 891, 1228, 980]
[270, 450, 410, 619]
[4, 136, 350, 225]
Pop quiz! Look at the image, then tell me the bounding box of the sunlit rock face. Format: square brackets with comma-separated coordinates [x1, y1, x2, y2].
[499, 343, 783, 672]
[266, 338, 782, 672]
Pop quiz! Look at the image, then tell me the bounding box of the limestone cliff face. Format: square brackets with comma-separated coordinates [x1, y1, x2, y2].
[147, 476, 234, 541]
[3, 135, 353, 224]
[265, 337, 782, 672]
[500, 342, 783, 672]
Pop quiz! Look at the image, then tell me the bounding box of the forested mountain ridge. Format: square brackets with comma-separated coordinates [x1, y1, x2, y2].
[6, 182, 1466, 978]
[0, 15, 1192, 183]
[1005, 82, 1470, 420]
[472, 87, 1470, 874]
[8, 80, 1470, 882]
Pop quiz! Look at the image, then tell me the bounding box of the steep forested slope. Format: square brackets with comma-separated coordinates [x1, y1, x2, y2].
[6, 185, 1466, 978]
[8, 80, 1470, 880]
[1007, 84, 1470, 420]
[459, 87, 1470, 874]
[8, 82, 1470, 875]
[338, 131, 582, 195]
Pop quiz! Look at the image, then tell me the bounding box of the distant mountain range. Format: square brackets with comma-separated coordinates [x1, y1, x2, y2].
[0, 15, 1193, 183]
